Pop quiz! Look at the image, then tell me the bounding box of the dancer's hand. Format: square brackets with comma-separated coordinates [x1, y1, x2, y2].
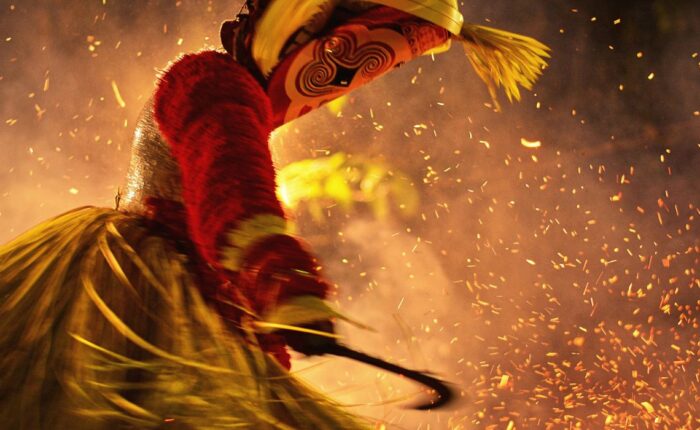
[237, 234, 330, 314]
[281, 320, 337, 356]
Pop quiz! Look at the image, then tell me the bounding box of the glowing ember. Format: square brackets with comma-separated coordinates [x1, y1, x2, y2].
[110, 80, 126, 108]
[520, 137, 542, 148]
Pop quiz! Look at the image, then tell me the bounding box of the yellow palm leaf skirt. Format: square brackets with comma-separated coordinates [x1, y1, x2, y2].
[0, 207, 365, 429]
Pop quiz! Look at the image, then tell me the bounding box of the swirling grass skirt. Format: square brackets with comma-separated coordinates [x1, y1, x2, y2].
[0, 207, 365, 429]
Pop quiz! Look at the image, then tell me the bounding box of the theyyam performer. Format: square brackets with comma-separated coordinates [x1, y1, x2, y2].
[0, 0, 549, 428]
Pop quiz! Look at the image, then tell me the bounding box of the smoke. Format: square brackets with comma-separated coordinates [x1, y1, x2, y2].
[0, 0, 240, 237]
[2, 1, 699, 428]
[272, 3, 700, 427]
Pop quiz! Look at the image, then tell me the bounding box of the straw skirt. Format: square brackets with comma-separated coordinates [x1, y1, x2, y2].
[0, 207, 364, 429]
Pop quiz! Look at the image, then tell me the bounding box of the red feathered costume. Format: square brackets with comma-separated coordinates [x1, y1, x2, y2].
[152, 51, 304, 367]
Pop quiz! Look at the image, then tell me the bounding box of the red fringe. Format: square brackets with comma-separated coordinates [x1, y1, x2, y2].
[154, 51, 284, 268]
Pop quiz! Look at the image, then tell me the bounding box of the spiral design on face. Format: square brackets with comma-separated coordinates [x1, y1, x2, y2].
[355, 43, 392, 78]
[301, 60, 336, 97]
[296, 29, 396, 97]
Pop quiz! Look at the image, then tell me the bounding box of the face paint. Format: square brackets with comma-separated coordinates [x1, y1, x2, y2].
[266, 9, 449, 126]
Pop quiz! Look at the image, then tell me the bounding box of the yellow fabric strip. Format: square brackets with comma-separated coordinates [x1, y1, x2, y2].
[253, 0, 339, 76]
[422, 38, 452, 56]
[256, 295, 373, 334]
[252, 0, 462, 76]
[220, 214, 289, 271]
[362, 0, 463, 35]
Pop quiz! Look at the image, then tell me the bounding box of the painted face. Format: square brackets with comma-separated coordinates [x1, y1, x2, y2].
[265, 9, 449, 126]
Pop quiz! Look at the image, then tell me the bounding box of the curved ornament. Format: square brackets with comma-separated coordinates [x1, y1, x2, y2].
[282, 25, 409, 123]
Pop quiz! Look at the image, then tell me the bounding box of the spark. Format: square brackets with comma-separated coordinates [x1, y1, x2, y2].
[520, 138, 542, 148]
[111, 80, 126, 108]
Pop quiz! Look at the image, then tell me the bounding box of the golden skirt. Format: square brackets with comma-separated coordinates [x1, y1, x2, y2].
[0, 207, 365, 429]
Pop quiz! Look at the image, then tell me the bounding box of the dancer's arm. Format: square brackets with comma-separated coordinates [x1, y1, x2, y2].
[153, 52, 329, 310]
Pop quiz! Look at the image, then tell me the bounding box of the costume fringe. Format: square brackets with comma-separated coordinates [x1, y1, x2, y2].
[458, 24, 550, 110]
[153, 51, 284, 271]
[0, 207, 366, 429]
